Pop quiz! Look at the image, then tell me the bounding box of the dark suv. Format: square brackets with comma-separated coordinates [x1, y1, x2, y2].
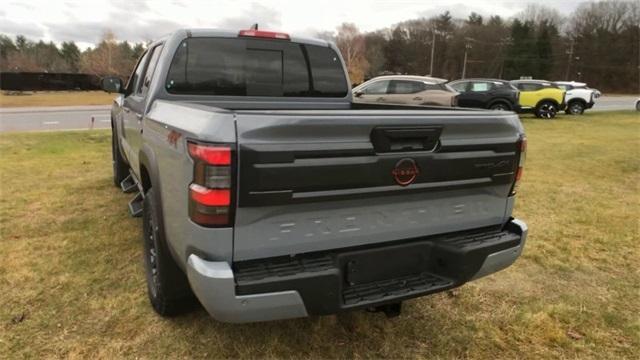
[448, 79, 519, 111]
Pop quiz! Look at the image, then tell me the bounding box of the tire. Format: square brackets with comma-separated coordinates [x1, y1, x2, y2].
[489, 102, 511, 111]
[565, 101, 585, 115]
[535, 101, 558, 119]
[142, 188, 196, 316]
[112, 126, 129, 187]
[636, 101, 640, 111]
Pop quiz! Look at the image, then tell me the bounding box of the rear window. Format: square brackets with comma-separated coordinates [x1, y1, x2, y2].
[165, 37, 348, 97]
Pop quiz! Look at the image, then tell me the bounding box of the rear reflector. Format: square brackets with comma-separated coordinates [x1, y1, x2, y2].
[510, 135, 527, 196]
[188, 142, 231, 165]
[189, 184, 230, 206]
[239, 29, 290, 40]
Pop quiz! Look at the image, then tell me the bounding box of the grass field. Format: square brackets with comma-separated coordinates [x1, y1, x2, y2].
[0, 91, 114, 107]
[0, 111, 638, 359]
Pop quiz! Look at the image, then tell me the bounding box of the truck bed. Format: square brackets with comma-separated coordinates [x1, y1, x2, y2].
[146, 100, 524, 261]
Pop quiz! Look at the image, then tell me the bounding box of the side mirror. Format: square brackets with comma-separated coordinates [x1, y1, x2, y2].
[354, 90, 364, 98]
[102, 76, 124, 94]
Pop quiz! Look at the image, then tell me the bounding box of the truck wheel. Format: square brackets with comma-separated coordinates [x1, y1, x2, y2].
[566, 101, 585, 115]
[489, 102, 510, 111]
[112, 127, 129, 187]
[142, 188, 196, 316]
[535, 101, 557, 119]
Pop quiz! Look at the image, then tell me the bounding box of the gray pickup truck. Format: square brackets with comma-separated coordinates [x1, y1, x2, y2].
[102, 28, 528, 323]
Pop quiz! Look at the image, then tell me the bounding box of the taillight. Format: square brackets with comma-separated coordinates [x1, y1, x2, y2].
[510, 134, 526, 196]
[187, 141, 234, 227]
[238, 29, 290, 40]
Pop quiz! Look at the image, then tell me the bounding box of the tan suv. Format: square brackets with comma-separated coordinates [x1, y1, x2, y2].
[353, 75, 458, 107]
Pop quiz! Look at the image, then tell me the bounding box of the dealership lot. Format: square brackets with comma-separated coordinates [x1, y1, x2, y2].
[1, 111, 637, 358]
[0, 96, 636, 133]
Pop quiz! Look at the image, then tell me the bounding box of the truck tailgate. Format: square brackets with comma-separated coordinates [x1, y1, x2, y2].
[233, 110, 522, 260]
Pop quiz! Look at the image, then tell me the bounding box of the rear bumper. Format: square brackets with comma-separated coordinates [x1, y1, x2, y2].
[187, 219, 527, 323]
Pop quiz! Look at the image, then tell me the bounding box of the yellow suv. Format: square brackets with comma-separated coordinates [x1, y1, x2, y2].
[510, 80, 566, 119]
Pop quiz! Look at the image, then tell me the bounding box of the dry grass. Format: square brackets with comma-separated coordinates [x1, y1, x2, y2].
[0, 91, 114, 107]
[0, 111, 638, 359]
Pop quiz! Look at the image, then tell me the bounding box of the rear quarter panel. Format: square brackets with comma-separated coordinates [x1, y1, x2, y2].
[143, 100, 237, 266]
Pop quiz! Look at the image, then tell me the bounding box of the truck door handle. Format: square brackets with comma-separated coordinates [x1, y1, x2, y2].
[371, 126, 443, 152]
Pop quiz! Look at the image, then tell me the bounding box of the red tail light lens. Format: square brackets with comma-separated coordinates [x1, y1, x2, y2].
[187, 141, 234, 227]
[189, 185, 230, 206]
[188, 143, 231, 165]
[510, 135, 526, 196]
[238, 30, 290, 40]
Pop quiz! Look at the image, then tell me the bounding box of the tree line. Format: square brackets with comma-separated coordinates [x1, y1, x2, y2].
[331, 1, 639, 93]
[0, 1, 638, 93]
[0, 31, 145, 81]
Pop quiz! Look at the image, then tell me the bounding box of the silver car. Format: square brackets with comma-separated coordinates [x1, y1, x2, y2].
[353, 75, 458, 107]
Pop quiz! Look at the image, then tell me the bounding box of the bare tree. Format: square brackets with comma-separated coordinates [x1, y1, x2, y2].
[335, 23, 369, 84]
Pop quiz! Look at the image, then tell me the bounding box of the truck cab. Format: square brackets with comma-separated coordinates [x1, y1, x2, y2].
[103, 28, 528, 323]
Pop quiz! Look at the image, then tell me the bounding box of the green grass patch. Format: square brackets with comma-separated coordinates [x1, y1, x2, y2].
[1, 111, 639, 358]
[0, 91, 114, 108]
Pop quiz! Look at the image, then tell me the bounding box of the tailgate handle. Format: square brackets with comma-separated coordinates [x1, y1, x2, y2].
[371, 126, 442, 153]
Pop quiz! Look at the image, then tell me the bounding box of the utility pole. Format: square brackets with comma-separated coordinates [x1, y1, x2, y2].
[429, 30, 436, 76]
[564, 40, 574, 80]
[461, 38, 473, 79]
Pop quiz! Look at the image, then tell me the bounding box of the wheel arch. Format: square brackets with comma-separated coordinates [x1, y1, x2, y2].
[567, 97, 587, 106]
[535, 98, 560, 109]
[487, 98, 513, 110]
[138, 145, 160, 194]
[111, 116, 129, 164]
[138, 145, 184, 270]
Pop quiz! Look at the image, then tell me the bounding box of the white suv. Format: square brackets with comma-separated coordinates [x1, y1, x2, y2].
[554, 81, 599, 115]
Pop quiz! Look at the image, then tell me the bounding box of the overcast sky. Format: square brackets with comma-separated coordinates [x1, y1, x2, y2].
[1, 0, 587, 49]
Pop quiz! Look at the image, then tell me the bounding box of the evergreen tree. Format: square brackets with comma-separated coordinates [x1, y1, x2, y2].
[535, 20, 556, 78]
[61, 41, 81, 72]
[504, 19, 537, 79]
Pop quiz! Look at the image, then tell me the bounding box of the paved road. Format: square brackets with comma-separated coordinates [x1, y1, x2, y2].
[0, 96, 637, 132]
[591, 95, 638, 112]
[0, 105, 111, 132]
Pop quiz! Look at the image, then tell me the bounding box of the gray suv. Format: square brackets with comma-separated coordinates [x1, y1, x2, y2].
[353, 75, 459, 107]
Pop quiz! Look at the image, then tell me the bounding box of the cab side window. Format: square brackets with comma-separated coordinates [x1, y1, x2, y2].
[363, 80, 390, 94]
[449, 81, 468, 92]
[470, 81, 493, 92]
[517, 83, 542, 91]
[388, 80, 425, 94]
[125, 50, 150, 96]
[141, 45, 164, 97]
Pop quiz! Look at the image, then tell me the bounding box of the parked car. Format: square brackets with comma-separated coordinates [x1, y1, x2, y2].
[353, 75, 458, 107]
[448, 78, 520, 111]
[554, 81, 598, 115]
[510, 80, 566, 119]
[101, 28, 527, 323]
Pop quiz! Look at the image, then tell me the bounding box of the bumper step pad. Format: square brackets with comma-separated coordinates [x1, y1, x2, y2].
[343, 272, 453, 306]
[120, 174, 137, 193]
[128, 191, 143, 217]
